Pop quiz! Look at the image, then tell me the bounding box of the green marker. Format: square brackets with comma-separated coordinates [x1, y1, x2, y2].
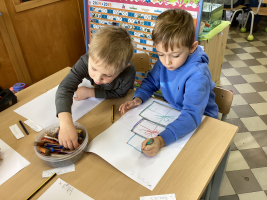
[146, 138, 154, 145]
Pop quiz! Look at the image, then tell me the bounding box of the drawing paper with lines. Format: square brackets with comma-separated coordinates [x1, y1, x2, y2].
[86, 98, 205, 190]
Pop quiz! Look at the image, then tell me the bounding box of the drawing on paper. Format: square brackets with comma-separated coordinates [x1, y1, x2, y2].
[139, 101, 180, 126]
[127, 134, 145, 153]
[131, 118, 165, 138]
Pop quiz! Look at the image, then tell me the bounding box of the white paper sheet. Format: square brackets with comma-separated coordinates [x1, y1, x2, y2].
[38, 178, 94, 200]
[9, 124, 25, 139]
[140, 193, 176, 200]
[87, 98, 205, 190]
[42, 164, 75, 178]
[0, 139, 30, 185]
[14, 79, 104, 128]
[24, 119, 43, 132]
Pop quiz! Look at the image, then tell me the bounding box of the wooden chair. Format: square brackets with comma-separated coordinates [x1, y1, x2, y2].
[204, 86, 234, 200]
[223, 0, 246, 27]
[130, 53, 150, 88]
[244, 0, 267, 41]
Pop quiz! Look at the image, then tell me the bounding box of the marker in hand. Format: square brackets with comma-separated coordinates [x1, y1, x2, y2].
[146, 138, 154, 145]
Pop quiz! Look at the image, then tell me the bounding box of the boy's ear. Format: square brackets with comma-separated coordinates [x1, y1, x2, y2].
[126, 63, 130, 67]
[189, 41, 198, 54]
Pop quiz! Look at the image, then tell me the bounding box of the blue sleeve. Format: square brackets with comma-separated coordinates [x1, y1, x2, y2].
[133, 61, 161, 102]
[159, 74, 211, 146]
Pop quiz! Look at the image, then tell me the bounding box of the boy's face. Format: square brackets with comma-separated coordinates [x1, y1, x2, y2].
[88, 57, 119, 85]
[156, 41, 197, 71]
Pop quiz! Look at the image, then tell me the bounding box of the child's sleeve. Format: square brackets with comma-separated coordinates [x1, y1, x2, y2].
[55, 55, 88, 116]
[133, 61, 161, 102]
[159, 74, 211, 146]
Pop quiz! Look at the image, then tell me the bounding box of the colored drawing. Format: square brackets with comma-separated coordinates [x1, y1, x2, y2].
[139, 101, 180, 126]
[127, 134, 145, 152]
[132, 118, 165, 138]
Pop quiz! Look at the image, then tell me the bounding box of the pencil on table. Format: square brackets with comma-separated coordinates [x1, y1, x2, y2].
[26, 172, 56, 200]
[111, 105, 114, 123]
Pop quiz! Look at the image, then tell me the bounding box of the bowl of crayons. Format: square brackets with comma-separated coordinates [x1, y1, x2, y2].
[33, 122, 88, 168]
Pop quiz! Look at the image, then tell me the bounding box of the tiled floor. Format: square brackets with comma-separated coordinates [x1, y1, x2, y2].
[217, 14, 267, 200]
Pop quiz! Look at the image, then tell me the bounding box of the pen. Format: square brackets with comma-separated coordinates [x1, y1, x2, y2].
[111, 105, 114, 123]
[19, 120, 29, 135]
[146, 138, 154, 145]
[26, 172, 56, 200]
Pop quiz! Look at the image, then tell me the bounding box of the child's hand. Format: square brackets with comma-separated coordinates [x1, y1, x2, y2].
[74, 87, 95, 101]
[119, 97, 142, 114]
[141, 136, 165, 157]
[58, 124, 79, 150]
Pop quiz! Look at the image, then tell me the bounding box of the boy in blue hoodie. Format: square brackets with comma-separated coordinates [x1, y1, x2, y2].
[119, 9, 218, 157]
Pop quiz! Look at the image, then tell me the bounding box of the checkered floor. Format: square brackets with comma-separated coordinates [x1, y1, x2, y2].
[217, 14, 267, 200]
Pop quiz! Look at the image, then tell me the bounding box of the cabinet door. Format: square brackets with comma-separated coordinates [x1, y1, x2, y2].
[0, 22, 18, 89]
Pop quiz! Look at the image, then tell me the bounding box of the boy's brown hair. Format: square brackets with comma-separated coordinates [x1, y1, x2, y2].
[152, 9, 195, 51]
[89, 26, 134, 74]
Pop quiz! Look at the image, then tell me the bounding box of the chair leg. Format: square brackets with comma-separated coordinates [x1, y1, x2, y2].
[247, 11, 254, 41]
[230, 9, 241, 24]
[240, 9, 244, 27]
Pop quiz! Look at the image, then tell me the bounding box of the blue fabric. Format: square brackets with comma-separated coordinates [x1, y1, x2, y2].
[134, 46, 219, 146]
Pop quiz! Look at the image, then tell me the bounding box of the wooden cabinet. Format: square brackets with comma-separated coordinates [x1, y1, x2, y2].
[0, 15, 19, 89]
[0, 0, 86, 88]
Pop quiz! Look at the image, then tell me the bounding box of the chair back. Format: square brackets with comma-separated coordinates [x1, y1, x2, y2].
[213, 87, 233, 121]
[130, 53, 150, 72]
[131, 53, 150, 88]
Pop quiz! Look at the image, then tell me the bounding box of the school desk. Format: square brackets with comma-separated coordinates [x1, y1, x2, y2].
[0, 67, 238, 200]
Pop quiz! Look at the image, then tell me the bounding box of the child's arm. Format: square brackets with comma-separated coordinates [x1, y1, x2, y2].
[119, 97, 142, 114]
[58, 112, 79, 150]
[141, 136, 165, 157]
[159, 74, 213, 146]
[56, 54, 88, 149]
[56, 55, 88, 115]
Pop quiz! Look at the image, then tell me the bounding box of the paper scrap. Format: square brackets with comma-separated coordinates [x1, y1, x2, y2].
[9, 124, 24, 139]
[38, 178, 94, 200]
[0, 139, 30, 185]
[24, 119, 43, 132]
[140, 193, 176, 200]
[42, 164, 75, 178]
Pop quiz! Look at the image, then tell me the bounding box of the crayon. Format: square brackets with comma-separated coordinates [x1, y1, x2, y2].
[41, 138, 57, 144]
[38, 147, 51, 156]
[44, 144, 64, 149]
[43, 135, 59, 142]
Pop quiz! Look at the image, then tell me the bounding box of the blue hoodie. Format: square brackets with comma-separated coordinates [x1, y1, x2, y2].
[134, 46, 219, 145]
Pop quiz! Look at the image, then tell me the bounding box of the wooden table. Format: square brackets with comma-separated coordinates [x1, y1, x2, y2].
[0, 67, 238, 200]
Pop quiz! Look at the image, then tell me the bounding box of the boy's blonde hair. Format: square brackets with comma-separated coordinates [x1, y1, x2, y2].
[89, 26, 134, 74]
[152, 9, 195, 51]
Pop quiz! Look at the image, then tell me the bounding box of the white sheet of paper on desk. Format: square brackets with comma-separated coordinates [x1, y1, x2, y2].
[87, 98, 205, 190]
[0, 139, 30, 185]
[42, 164, 75, 178]
[38, 178, 94, 200]
[9, 124, 24, 139]
[14, 79, 104, 128]
[140, 193, 176, 200]
[24, 119, 43, 132]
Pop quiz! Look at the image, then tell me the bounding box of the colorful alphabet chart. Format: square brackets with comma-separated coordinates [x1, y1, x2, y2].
[86, 0, 202, 84]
